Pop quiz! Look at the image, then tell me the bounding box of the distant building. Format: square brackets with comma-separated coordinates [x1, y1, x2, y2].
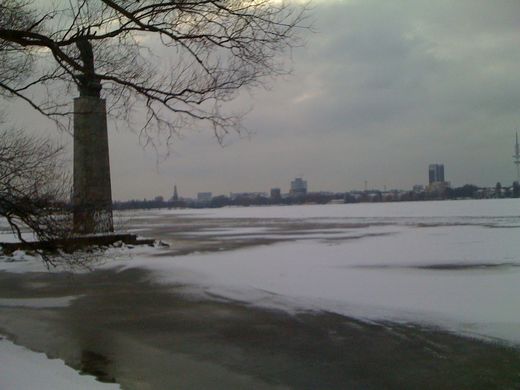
[270, 188, 281, 200]
[289, 177, 307, 197]
[229, 192, 267, 201]
[172, 185, 179, 201]
[427, 164, 449, 195]
[197, 192, 212, 202]
[154, 195, 164, 202]
[427, 181, 450, 195]
[428, 164, 445, 184]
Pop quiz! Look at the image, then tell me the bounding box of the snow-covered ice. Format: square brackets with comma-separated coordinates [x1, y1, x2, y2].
[2, 199, 520, 346]
[111, 199, 520, 344]
[152, 198, 520, 220]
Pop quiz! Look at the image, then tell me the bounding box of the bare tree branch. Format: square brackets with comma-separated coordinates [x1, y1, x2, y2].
[0, 127, 76, 265]
[0, 0, 309, 147]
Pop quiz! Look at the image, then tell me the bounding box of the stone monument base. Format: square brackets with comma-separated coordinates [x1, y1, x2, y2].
[73, 95, 113, 234]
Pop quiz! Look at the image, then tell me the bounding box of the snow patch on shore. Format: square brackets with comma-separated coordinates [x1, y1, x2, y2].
[0, 250, 50, 273]
[0, 336, 121, 390]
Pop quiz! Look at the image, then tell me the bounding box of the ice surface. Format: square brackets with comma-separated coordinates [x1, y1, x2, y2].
[0, 231, 36, 244]
[155, 198, 520, 219]
[109, 199, 520, 344]
[0, 336, 120, 390]
[3, 199, 520, 345]
[0, 296, 80, 308]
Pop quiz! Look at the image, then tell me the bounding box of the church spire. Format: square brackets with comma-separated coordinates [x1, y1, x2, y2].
[514, 131, 520, 159]
[514, 132, 520, 181]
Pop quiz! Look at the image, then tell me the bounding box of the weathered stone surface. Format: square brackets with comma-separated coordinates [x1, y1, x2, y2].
[73, 96, 113, 233]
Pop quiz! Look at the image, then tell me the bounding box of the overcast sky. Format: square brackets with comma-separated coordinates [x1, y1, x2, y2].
[9, 0, 520, 200]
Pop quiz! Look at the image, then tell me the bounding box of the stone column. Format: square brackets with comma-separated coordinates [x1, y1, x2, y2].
[73, 93, 114, 234]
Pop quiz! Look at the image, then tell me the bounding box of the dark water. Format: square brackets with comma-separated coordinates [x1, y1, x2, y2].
[1, 268, 520, 390]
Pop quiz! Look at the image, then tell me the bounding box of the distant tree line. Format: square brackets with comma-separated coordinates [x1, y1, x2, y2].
[113, 192, 346, 210]
[112, 182, 520, 210]
[443, 182, 520, 200]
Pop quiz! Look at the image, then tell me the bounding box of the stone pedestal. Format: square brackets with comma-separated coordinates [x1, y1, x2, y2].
[73, 96, 113, 234]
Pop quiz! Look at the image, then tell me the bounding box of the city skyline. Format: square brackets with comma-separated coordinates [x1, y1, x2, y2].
[153, 166, 518, 202]
[6, 0, 520, 199]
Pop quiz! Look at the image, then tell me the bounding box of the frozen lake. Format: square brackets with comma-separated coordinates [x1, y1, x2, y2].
[2, 198, 520, 389]
[111, 199, 520, 345]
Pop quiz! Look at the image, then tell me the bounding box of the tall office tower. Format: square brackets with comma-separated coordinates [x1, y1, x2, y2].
[428, 164, 445, 184]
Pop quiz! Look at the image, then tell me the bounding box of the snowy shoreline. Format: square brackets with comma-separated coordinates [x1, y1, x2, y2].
[0, 335, 120, 390]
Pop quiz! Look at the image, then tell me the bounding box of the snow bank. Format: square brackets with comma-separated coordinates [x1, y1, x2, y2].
[0, 250, 51, 273]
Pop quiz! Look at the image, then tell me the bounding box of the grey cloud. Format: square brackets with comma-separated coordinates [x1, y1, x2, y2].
[6, 0, 520, 198]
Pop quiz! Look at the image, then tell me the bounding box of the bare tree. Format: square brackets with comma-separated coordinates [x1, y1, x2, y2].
[0, 127, 77, 263]
[0, 0, 308, 146]
[0, 127, 110, 269]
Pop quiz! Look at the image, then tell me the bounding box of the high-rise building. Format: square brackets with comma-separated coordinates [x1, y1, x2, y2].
[428, 164, 445, 184]
[290, 177, 307, 197]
